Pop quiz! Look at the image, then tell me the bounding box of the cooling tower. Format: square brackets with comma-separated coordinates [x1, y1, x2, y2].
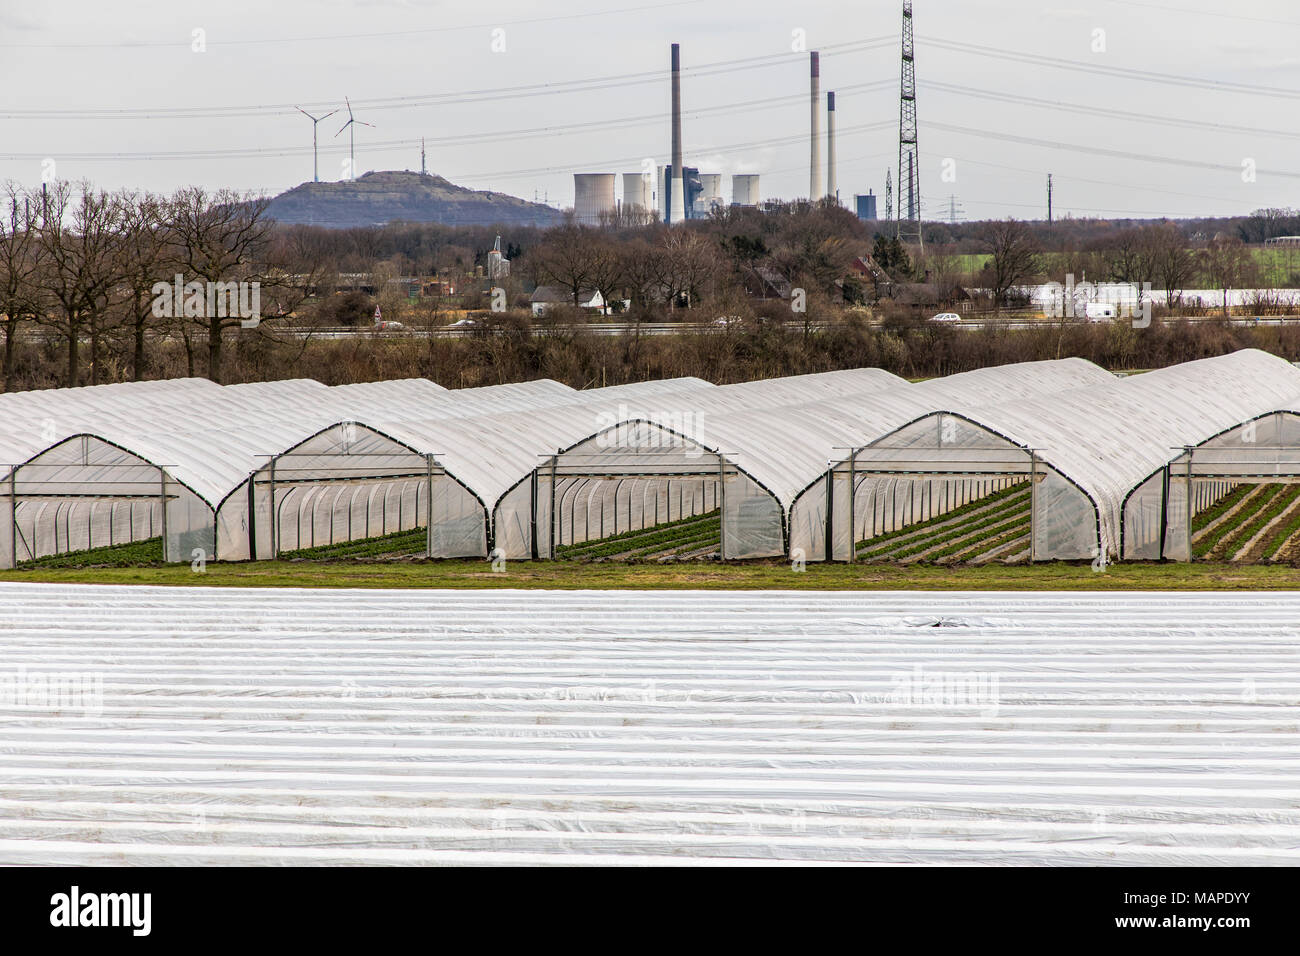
[622, 172, 654, 217]
[573, 173, 617, 225]
[731, 174, 760, 207]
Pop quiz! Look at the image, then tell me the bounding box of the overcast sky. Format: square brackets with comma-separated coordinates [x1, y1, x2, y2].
[1, 0, 1297, 221]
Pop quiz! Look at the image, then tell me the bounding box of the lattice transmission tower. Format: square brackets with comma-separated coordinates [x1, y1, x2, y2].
[896, 1, 922, 248]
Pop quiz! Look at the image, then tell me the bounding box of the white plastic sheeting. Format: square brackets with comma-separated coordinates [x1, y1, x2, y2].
[7, 352, 1300, 567]
[1125, 408, 1300, 560]
[788, 359, 1117, 560]
[535, 368, 912, 558]
[543, 359, 1112, 560]
[1, 583, 1298, 865]
[829, 350, 1300, 562]
[0, 376, 718, 564]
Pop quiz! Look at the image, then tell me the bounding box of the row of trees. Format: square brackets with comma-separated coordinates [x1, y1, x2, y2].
[897, 221, 1268, 309]
[524, 201, 863, 312]
[0, 181, 323, 388]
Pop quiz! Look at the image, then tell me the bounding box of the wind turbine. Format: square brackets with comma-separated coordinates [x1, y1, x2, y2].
[295, 105, 339, 183]
[334, 97, 373, 181]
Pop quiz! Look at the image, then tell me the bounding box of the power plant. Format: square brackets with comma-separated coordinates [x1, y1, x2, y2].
[563, 35, 902, 227]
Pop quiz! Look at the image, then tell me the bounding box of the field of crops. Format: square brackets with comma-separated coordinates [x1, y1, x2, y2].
[278, 526, 429, 561]
[856, 482, 1032, 564]
[555, 509, 721, 562]
[1193, 483, 1300, 562]
[17, 537, 164, 569]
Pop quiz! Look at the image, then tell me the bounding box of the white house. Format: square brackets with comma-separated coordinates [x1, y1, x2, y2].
[531, 285, 606, 316]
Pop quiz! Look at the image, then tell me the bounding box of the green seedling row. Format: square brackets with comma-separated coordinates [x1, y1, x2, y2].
[919, 515, 1031, 564]
[281, 526, 429, 561]
[19, 536, 165, 568]
[558, 510, 722, 561]
[860, 493, 1032, 561]
[1258, 501, 1300, 562]
[1197, 484, 1300, 560]
[854, 481, 1029, 552]
[1190, 484, 1253, 534]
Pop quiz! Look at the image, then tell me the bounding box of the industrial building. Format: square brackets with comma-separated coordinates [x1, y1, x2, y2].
[856, 192, 878, 220]
[658, 164, 702, 222]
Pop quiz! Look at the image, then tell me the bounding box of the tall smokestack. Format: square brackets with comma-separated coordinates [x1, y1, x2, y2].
[669, 42, 686, 225]
[827, 91, 837, 203]
[810, 51, 822, 201]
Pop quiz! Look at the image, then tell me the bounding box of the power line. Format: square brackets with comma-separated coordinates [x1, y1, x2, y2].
[0, 37, 896, 120]
[945, 155, 1244, 207]
[0, 83, 897, 163]
[930, 121, 1300, 180]
[922, 80, 1300, 141]
[448, 121, 897, 182]
[922, 35, 1300, 99]
[2, 119, 894, 171]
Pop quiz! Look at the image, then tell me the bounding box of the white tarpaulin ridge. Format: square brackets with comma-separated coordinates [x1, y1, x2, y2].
[0, 583, 1297, 866]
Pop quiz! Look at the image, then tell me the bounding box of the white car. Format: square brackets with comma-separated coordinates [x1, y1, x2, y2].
[929, 312, 961, 324]
[1083, 302, 1117, 323]
[449, 318, 477, 328]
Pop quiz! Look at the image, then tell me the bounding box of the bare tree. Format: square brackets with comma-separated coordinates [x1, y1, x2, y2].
[661, 230, 724, 309]
[116, 191, 170, 381]
[36, 182, 127, 387]
[1200, 235, 1257, 316]
[532, 224, 597, 307]
[583, 240, 626, 315]
[166, 187, 274, 382]
[978, 219, 1040, 307]
[0, 183, 44, 391]
[1147, 223, 1196, 309]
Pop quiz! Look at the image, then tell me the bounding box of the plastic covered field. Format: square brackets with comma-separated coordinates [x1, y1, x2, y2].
[5, 350, 1300, 566]
[0, 584, 1297, 865]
